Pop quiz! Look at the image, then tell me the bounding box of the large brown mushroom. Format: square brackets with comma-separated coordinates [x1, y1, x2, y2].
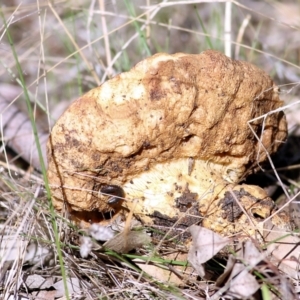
[47, 50, 287, 235]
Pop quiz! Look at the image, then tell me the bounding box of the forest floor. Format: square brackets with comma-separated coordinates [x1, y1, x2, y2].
[1, 1, 300, 299]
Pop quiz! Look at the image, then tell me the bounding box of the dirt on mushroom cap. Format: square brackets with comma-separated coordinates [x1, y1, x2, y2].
[47, 50, 287, 226]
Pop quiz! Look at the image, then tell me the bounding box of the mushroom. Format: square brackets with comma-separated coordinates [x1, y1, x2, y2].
[47, 50, 287, 235]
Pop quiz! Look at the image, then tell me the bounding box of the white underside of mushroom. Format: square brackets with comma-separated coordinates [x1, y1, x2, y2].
[122, 158, 243, 219]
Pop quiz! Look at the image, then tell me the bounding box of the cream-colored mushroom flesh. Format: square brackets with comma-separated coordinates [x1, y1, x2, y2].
[47, 50, 287, 233]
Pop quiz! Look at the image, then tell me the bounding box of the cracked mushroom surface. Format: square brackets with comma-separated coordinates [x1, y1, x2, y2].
[47, 50, 287, 235]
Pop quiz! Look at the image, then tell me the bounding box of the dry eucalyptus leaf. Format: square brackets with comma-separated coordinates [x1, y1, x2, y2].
[47, 50, 287, 238]
[135, 252, 193, 286]
[215, 255, 236, 287]
[32, 290, 56, 300]
[229, 269, 260, 298]
[25, 242, 52, 266]
[136, 263, 184, 286]
[264, 220, 300, 280]
[53, 277, 82, 298]
[215, 241, 262, 298]
[103, 230, 151, 254]
[188, 225, 229, 277]
[227, 241, 264, 298]
[25, 274, 53, 290]
[238, 240, 266, 266]
[215, 241, 264, 298]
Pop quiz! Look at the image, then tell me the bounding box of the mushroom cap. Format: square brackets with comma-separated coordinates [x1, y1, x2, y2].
[47, 50, 287, 228]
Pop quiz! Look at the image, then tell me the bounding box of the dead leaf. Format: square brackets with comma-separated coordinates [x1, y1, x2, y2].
[188, 225, 229, 277]
[238, 240, 266, 266]
[32, 290, 56, 300]
[103, 230, 151, 254]
[264, 220, 300, 280]
[216, 255, 236, 286]
[229, 269, 260, 298]
[53, 277, 82, 298]
[223, 241, 263, 298]
[25, 274, 53, 290]
[135, 252, 193, 286]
